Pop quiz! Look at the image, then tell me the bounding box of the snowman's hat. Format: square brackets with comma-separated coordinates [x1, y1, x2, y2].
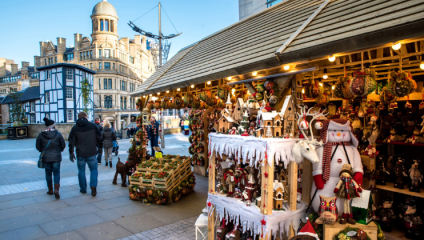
[298, 218, 319, 240]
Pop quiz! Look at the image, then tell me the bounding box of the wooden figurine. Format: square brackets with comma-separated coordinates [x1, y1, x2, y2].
[273, 180, 287, 210]
[233, 98, 244, 122]
[334, 164, 362, 224]
[409, 160, 422, 192]
[394, 159, 407, 189]
[224, 169, 236, 197]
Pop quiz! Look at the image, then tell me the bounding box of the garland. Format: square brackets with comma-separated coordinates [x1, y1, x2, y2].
[80, 78, 92, 113]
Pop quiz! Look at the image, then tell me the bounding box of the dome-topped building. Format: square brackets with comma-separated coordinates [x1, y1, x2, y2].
[91, 0, 119, 44]
[92, 0, 118, 19]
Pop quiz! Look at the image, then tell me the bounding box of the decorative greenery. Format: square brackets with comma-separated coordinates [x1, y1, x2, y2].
[9, 89, 25, 125]
[80, 78, 92, 114]
[332, 226, 371, 240]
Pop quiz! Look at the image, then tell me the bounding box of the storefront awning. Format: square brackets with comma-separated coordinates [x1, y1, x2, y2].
[132, 0, 424, 97]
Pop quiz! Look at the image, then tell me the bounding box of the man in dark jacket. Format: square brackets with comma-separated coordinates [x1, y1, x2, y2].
[36, 117, 66, 199]
[69, 112, 102, 196]
[94, 118, 103, 164]
[147, 116, 160, 156]
[126, 128, 131, 138]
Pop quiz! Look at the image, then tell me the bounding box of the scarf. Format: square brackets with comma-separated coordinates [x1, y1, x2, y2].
[341, 176, 360, 200]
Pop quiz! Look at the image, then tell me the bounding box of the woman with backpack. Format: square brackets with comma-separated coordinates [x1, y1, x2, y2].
[36, 117, 66, 199]
[102, 120, 117, 167]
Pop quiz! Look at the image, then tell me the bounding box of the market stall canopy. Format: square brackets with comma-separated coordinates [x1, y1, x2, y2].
[132, 0, 424, 97]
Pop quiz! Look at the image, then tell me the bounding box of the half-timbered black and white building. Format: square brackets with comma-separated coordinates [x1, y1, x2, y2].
[36, 63, 96, 123]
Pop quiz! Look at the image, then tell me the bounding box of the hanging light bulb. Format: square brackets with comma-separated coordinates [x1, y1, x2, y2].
[191, 84, 194, 88]
[157, 92, 160, 95]
[323, 69, 328, 79]
[332, 84, 335, 90]
[228, 77, 232, 80]
[328, 55, 336, 62]
[252, 71, 258, 76]
[283, 65, 289, 70]
[301, 88, 305, 94]
[166, 90, 169, 93]
[319, 82, 323, 86]
[215, 96, 218, 99]
[149, 94, 152, 97]
[232, 88, 236, 93]
[420, 61, 424, 70]
[207, 81, 211, 85]
[177, 88, 180, 91]
[392, 42, 401, 50]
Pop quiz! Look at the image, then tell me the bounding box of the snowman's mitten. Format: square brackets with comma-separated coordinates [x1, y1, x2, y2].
[313, 174, 325, 189]
[334, 188, 339, 193]
[358, 188, 362, 193]
[353, 172, 364, 186]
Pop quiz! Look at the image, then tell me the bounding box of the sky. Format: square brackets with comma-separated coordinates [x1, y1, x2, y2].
[0, 0, 239, 67]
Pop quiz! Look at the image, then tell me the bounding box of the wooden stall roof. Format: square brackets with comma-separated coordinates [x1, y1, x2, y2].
[132, 0, 424, 96]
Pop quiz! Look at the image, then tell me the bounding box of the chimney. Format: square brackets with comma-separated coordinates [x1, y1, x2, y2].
[134, 35, 141, 44]
[21, 61, 30, 70]
[11, 64, 18, 75]
[57, 37, 66, 53]
[0, 62, 6, 77]
[141, 36, 147, 51]
[40, 41, 46, 56]
[74, 33, 82, 50]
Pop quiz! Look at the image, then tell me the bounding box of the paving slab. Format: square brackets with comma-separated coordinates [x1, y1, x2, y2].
[94, 202, 157, 222]
[23, 200, 69, 213]
[0, 206, 30, 221]
[76, 221, 133, 240]
[39, 213, 106, 235]
[113, 214, 165, 234]
[35, 230, 86, 240]
[0, 192, 25, 202]
[91, 196, 133, 210]
[0, 225, 48, 240]
[47, 203, 101, 220]
[63, 195, 104, 206]
[0, 197, 38, 210]
[0, 211, 53, 233]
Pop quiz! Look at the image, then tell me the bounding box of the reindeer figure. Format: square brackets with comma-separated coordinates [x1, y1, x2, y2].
[113, 157, 136, 187]
[292, 105, 328, 164]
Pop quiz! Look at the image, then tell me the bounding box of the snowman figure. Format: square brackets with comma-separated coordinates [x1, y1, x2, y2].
[311, 119, 363, 215]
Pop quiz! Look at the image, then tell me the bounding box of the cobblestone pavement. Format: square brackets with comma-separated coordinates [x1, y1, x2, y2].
[119, 216, 197, 240]
[0, 133, 206, 240]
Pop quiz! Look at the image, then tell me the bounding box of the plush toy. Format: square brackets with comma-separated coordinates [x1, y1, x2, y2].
[405, 128, 424, 144]
[377, 198, 396, 232]
[384, 128, 406, 143]
[334, 164, 362, 224]
[311, 119, 363, 216]
[409, 160, 422, 192]
[316, 195, 338, 225]
[375, 163, 388, 185]
[394, 159, 407, 189]
[403, 201, 423, 239]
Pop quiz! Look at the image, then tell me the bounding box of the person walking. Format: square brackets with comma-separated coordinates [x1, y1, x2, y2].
[69, 112, 102, 196]
[94, 118, 103, 165]
[36, 117, 65, 199]
[147, 116, 160, 156]
[126, 128, 131, 139]
[102, 120, 117, 167]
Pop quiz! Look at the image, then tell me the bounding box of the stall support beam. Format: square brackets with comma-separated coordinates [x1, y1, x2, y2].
[288, 162, 298, 239]
[260, 157, 274, 215]
[208, 151, 216, 194]
[208, 208, 215, 240]
[302, 161, 312, 204]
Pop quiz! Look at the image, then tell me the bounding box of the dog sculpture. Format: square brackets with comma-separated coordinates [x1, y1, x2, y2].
[112, 157, 136, 187]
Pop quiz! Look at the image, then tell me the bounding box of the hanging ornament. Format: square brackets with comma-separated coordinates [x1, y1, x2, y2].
[379, 87, 398, 105]
[349, 69, 376, 97]
[387, 70, 416, 97]
[172, 94, 183, 109]
[153, 100, 161, 109]
[217, 85, 230, 101]
[191, 96, 201, 109]
[199, 88, 212, 102]
[264, 80, 274, 90]
[304, 79, 323, 98]
[183, 93, 194, 107]
[146, 100, 154, 110]
[315, 120, 323, 130]
[315, 94, 330, 105]
[256, 84, 265, 93]
[268, 93, 278, 105]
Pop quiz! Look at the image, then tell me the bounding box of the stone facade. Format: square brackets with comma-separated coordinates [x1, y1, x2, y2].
[34, 0, 155, 131]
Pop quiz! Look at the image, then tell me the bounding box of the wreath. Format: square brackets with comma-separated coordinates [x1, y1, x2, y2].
[332, 226, 370, 240]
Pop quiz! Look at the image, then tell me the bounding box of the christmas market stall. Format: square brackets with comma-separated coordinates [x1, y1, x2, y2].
[131, 0, 424, 239]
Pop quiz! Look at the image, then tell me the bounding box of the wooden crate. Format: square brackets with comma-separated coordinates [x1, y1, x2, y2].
[153, 175, 173, 190]
[323, 222, 377, 240]
[149, 166, 163, 173]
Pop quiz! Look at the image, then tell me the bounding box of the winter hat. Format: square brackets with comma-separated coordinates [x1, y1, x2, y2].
[43, 117, 55, 128]
[339, 164, 354, 177]
[297, 218, 319, 240]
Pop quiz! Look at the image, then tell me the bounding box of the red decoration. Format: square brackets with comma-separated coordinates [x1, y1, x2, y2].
[260, 216, 266, 237]
[264, 172, 268, 178]
[207, 202, 212, 207]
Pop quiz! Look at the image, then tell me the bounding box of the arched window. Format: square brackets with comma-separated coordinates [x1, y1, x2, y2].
[104, 96, 112, 108]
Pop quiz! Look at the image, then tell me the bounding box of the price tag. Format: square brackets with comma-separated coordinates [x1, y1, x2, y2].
[155, 152, 163, 159]
[231, 176, 234, 181]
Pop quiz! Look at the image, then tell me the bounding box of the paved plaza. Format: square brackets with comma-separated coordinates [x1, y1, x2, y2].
[0, 133, 206, 240]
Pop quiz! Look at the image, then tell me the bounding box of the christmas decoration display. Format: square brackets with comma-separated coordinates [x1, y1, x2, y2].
[316, 195, 338, 225]
[387, 70, 416, 97]
[349, 69, 376, 97]
[408, 160, 422, 193]
[310, 119, 363, 216]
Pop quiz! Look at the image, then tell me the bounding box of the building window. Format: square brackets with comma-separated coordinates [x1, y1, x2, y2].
[67, 109, 73, 121]
[99, 49, 102, 58]
[99, 62, 102, 70]
[55, 57, 57, 64]
[80, 52, 83, 61]
[104, 62, 110, 70]
[104, 49, 110, 58]
[47, 70, 51, 79]
[66, 69, 73, 80]
[112, 63, 115, 69]
[267, 0, 283, 7]
[44, 59, 47, 65]
[104, 78, 108, 89]
[105, 20, 109, 31]
[66, 87, 73, 99]
[90, 63, 92, 69]
[45, 92, 50, 103]
[45, 113, 50, 119]
[98, 78, 101, 89]
[31, 102, 35, 112]
[98, 95, 101, 107]
[124, 97, 127, 109]
[108, 79, 112, 89]
[30, 115, 35, 123]
[100, 20, 104, 31]
[129, 56, 134, 64]
[121, 81, 126, 91]
[105, 95, 112, 108]
[120, 97, 123, 109]
[90, 50, 93, 59]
